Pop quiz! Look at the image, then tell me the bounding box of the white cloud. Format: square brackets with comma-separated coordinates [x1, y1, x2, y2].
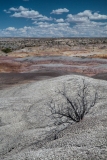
[77, 10, 92, 17]
[90, 12, 107, 20]
[33, 21, 50, 26]
[1, 21, 107, 37]
[2, 8, 107, 37]
[5, 27, 17, 31]
[66, 10, 107, 23]
[3, 9, 11, 13]
[3, 19, 107, 37]
[9, 6, 29, 12]
[57, 22, 69, 26]
[66, 14, 89, 23]
[9, 6, 51, 21]
[1, 23, 72, 37]
[51, 8, 69, 14]
[55, 18, 64, 23]
[11, 10, 42, 19]
[77, 10, 107, 20]
[37, 16, 53, 21]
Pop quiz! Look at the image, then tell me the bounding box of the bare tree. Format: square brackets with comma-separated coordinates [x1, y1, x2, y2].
[48, 79, 99, 125]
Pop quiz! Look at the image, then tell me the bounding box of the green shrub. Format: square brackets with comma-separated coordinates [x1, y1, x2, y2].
[2, 48, 12, 53]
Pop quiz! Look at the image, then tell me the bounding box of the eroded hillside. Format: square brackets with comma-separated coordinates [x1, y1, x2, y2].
[0, 38, 107, 88]
[0, 75, 107, 159]
[0, 38, 107, 159]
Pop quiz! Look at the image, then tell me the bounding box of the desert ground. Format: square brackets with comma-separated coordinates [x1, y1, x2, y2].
[0, 38, 107, 88]
[0, 38, 107, 159]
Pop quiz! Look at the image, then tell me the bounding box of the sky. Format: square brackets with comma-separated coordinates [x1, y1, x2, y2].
[0, 0, 107, 37]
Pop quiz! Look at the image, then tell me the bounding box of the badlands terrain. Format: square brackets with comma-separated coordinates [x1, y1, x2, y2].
[0, 38, 107, 159]
[0, 38, 107, 88]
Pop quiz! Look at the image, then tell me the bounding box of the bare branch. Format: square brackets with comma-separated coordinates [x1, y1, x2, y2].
[48, 79, 100, 125]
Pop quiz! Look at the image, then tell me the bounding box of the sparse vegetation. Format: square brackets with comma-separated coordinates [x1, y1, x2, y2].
[48, 79, 99, 125]
[0, 37, 107, 51]
[1, 48, 12, 53]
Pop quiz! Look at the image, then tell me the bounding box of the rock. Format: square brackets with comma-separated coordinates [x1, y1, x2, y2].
[0, 75, 107, 159]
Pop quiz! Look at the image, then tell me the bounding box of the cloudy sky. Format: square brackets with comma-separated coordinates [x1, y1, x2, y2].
[0, 0, 107, 37]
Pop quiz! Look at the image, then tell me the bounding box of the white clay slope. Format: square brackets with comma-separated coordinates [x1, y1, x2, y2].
[0, 75, 107, 160]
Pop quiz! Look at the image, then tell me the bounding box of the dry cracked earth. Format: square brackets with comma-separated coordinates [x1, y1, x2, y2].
[0, 38, 107, 159]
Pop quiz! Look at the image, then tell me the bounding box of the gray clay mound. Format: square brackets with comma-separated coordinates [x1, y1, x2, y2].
[92, 72, 107, 81]
[0, 75, 107, 160]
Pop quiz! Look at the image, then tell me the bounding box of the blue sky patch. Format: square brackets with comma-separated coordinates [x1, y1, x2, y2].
[0, 0, 107, 37]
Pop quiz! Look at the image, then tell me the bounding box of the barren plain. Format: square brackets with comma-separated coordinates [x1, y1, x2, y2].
[0, 38, 107, 159]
